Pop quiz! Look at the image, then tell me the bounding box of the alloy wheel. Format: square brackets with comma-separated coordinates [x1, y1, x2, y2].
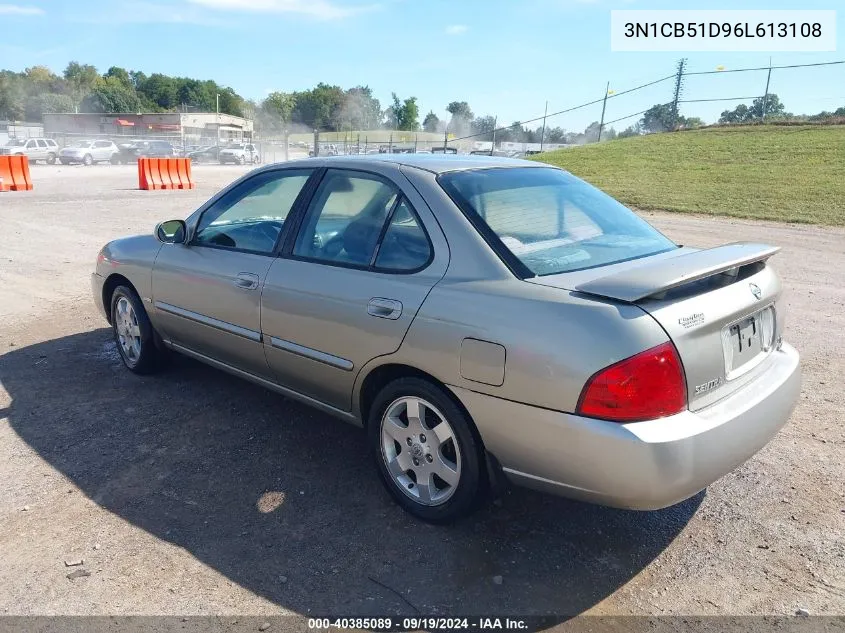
[115, 296, 142, 364]
[380, 396, 462, 506]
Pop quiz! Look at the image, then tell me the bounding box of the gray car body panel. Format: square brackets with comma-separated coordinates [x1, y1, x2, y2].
[567, 242, 780, 302]
[93, 155, 802, 510]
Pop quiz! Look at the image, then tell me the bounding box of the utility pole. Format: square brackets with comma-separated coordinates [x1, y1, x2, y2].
[671, 58, 687, 131]
[215, 93, 220, 148]
[598, 82, 610, 143]
[539, 100, 548, 152]
[490, 116, 497, 155]
[443, 126, 448, 152]
[762, 56, 773, 121]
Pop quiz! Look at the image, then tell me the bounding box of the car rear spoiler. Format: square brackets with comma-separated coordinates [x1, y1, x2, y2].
[574, 242, 781, 303]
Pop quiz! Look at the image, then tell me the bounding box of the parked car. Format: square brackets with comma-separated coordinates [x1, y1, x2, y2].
[0, 137, 59, 164]
[219, 143, 260, 165]
[58, 139, 120, 165]
[187, 146, 223, 164]
[172, 145, 200, 157]
[309, 144, 337, 157]
[469, 150, 511, 157]
[92, 155, 801, 523]
[116, 141, 175, 164]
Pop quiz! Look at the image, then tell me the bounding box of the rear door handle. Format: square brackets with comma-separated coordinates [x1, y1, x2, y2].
[233, 272, 259, 290]
[367, 298, 402, 320]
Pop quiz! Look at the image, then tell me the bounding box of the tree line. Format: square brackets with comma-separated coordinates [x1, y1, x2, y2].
[0, 63, 246, 121]
[615, 93, 844, 137]
[2, 62, 841, 143]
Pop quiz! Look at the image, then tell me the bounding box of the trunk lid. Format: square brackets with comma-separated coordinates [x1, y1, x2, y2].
[526, 243, 784, 411]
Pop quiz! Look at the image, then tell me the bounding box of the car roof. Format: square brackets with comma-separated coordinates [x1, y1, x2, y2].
[296, 153, 547, 174]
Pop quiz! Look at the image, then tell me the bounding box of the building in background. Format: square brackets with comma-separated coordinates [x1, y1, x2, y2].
[42, 112, 253, 146]
[0, 121, 45, 145]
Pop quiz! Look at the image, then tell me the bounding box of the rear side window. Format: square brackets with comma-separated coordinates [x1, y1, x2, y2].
[374, 199, 431, 271]
[36, 140, 47, 148]
[439, 167, 676, 276]
[294, 171, 398, 266]
[293, 169, 432, 272]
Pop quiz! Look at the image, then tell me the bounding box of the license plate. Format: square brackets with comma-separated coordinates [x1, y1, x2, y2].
[725, 315, 762, 373]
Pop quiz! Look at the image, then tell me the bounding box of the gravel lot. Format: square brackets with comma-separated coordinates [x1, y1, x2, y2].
[0, 164, 843, 621]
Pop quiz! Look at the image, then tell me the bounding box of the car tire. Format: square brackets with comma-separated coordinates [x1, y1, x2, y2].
[46, 153, 56, 165]
[110, 154, 119, 165]
[83, 154, 93, 166]
[238, 155, 246, 165]
[252, 154, 260, 164]
[110, 285, 166, 375]
[368, 377, 486, 523]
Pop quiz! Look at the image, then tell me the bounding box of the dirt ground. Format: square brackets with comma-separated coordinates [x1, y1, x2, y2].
[0, 164, 842, 621]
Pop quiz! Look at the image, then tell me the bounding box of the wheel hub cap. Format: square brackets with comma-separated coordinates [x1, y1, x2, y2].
[380, 396, 462, 507]
[115, 297, 142, 363]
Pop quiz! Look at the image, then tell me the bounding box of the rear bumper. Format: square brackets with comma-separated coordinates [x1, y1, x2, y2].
[450, 343, 801, 510]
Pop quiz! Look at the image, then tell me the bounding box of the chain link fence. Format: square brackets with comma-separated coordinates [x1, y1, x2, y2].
[9, 58, 841, 164]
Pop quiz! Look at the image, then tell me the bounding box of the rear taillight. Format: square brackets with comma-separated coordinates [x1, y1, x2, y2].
[576, 342, 687, 423]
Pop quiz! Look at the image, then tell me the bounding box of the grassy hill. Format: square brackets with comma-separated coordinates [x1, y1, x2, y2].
[534, 125, 845, 226]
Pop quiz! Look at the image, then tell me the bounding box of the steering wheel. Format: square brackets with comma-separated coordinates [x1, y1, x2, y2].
[256, 222, 279, 243]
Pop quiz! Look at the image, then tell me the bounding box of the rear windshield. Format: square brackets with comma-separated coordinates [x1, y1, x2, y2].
[438, 167, 676, 276]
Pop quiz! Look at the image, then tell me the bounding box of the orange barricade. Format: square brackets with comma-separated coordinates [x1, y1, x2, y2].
[0, 155, 33, 191]
[137, 157, 195, 191]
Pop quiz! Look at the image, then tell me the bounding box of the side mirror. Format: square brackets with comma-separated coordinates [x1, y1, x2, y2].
[155, 219, 187, 244]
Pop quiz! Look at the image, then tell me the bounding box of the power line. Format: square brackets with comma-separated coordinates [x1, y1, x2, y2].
[438, 58, 844, 144]
[448, 74, 676, 142]
[604, 103, 672, 127]
[686, 59, 844, 76]
[679, 96, 763, 103]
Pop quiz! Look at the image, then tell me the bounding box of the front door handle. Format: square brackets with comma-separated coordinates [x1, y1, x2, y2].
[233, 272, 259, 290]
[367, 298, 402, 320]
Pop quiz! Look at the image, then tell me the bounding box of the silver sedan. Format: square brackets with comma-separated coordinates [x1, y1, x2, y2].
[91, 155, 801, 522]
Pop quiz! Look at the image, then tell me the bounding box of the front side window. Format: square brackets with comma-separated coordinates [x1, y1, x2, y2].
[439, 167, 676, 276]
[193, 169, 312, 253]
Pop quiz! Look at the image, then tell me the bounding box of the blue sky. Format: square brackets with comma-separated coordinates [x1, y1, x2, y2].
[1, 0, 842, 132]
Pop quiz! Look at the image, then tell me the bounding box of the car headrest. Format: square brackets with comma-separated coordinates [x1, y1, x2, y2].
[342, 216, 382, 263]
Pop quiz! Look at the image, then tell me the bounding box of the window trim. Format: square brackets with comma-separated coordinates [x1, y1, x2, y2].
[284, 167, 435, 276]
[188, 167, 318, 257]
